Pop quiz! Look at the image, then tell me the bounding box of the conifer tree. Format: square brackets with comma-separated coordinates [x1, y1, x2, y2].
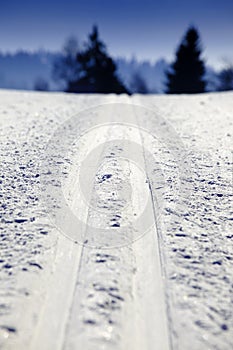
[52, 36, 80, 92]
[166, 26, 206, 94]
[130, 72, 148, 94]
[69, 26, 129, 94]
[218, 65, 233, 91]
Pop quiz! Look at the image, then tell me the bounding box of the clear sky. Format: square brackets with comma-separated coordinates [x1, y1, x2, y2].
[1, 0, 233, 68]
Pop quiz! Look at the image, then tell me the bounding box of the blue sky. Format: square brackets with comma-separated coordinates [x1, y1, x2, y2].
[1, 0, 233, 68]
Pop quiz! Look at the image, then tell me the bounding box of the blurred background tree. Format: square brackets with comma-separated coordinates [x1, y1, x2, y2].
[69, 26, 129, 94]
[34, 77, 49, 91]
[130, 71, 149, 94]
[166, 26, 206, 94]
[52, 36, 80, 92]
[218, 63, 233, 91]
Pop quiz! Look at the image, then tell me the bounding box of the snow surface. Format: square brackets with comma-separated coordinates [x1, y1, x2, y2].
[0, 90, 232, 350]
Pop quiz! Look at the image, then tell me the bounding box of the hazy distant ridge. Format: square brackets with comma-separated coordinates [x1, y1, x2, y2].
[0, 50, 218, 92]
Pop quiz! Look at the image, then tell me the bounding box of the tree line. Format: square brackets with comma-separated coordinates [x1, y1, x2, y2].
[52, 25, 233, 94]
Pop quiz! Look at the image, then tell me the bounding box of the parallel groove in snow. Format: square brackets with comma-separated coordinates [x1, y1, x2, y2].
[28, 96, 170, 350]
[62, 98, 170, 350]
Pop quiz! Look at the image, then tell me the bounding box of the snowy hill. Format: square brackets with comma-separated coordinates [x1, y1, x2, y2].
[0, 89, 232, 350]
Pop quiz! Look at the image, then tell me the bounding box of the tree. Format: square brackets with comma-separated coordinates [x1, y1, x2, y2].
[218, 64, 233, 91]
[130, 71, 149, 94]
[70, 26, 129, 94]
[52, 36, 80, 92]
[34, 77, 49, 91]
[166, 26, 206, 94]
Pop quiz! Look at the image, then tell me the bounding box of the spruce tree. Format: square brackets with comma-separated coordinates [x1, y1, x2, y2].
[130, 72, 149, 94]
[166, 26, 206, 94]
[218, 65, 233, 91]
[52, 37, 80, 92]
[70, 26, 129, 94]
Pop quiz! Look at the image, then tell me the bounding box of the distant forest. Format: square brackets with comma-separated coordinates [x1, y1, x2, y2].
[0, 25, 232, 94]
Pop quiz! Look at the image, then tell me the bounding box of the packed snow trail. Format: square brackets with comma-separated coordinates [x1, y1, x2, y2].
[31, 97, 170, 350]
[0, 90, 232, 350]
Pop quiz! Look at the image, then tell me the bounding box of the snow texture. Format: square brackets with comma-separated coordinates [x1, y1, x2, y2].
[0, 90, 232, 350]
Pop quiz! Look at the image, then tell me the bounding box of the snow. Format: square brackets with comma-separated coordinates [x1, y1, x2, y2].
[0, 89, 232, 350]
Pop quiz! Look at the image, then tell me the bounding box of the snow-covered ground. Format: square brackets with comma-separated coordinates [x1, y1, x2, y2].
[0, 90, 232, 350]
